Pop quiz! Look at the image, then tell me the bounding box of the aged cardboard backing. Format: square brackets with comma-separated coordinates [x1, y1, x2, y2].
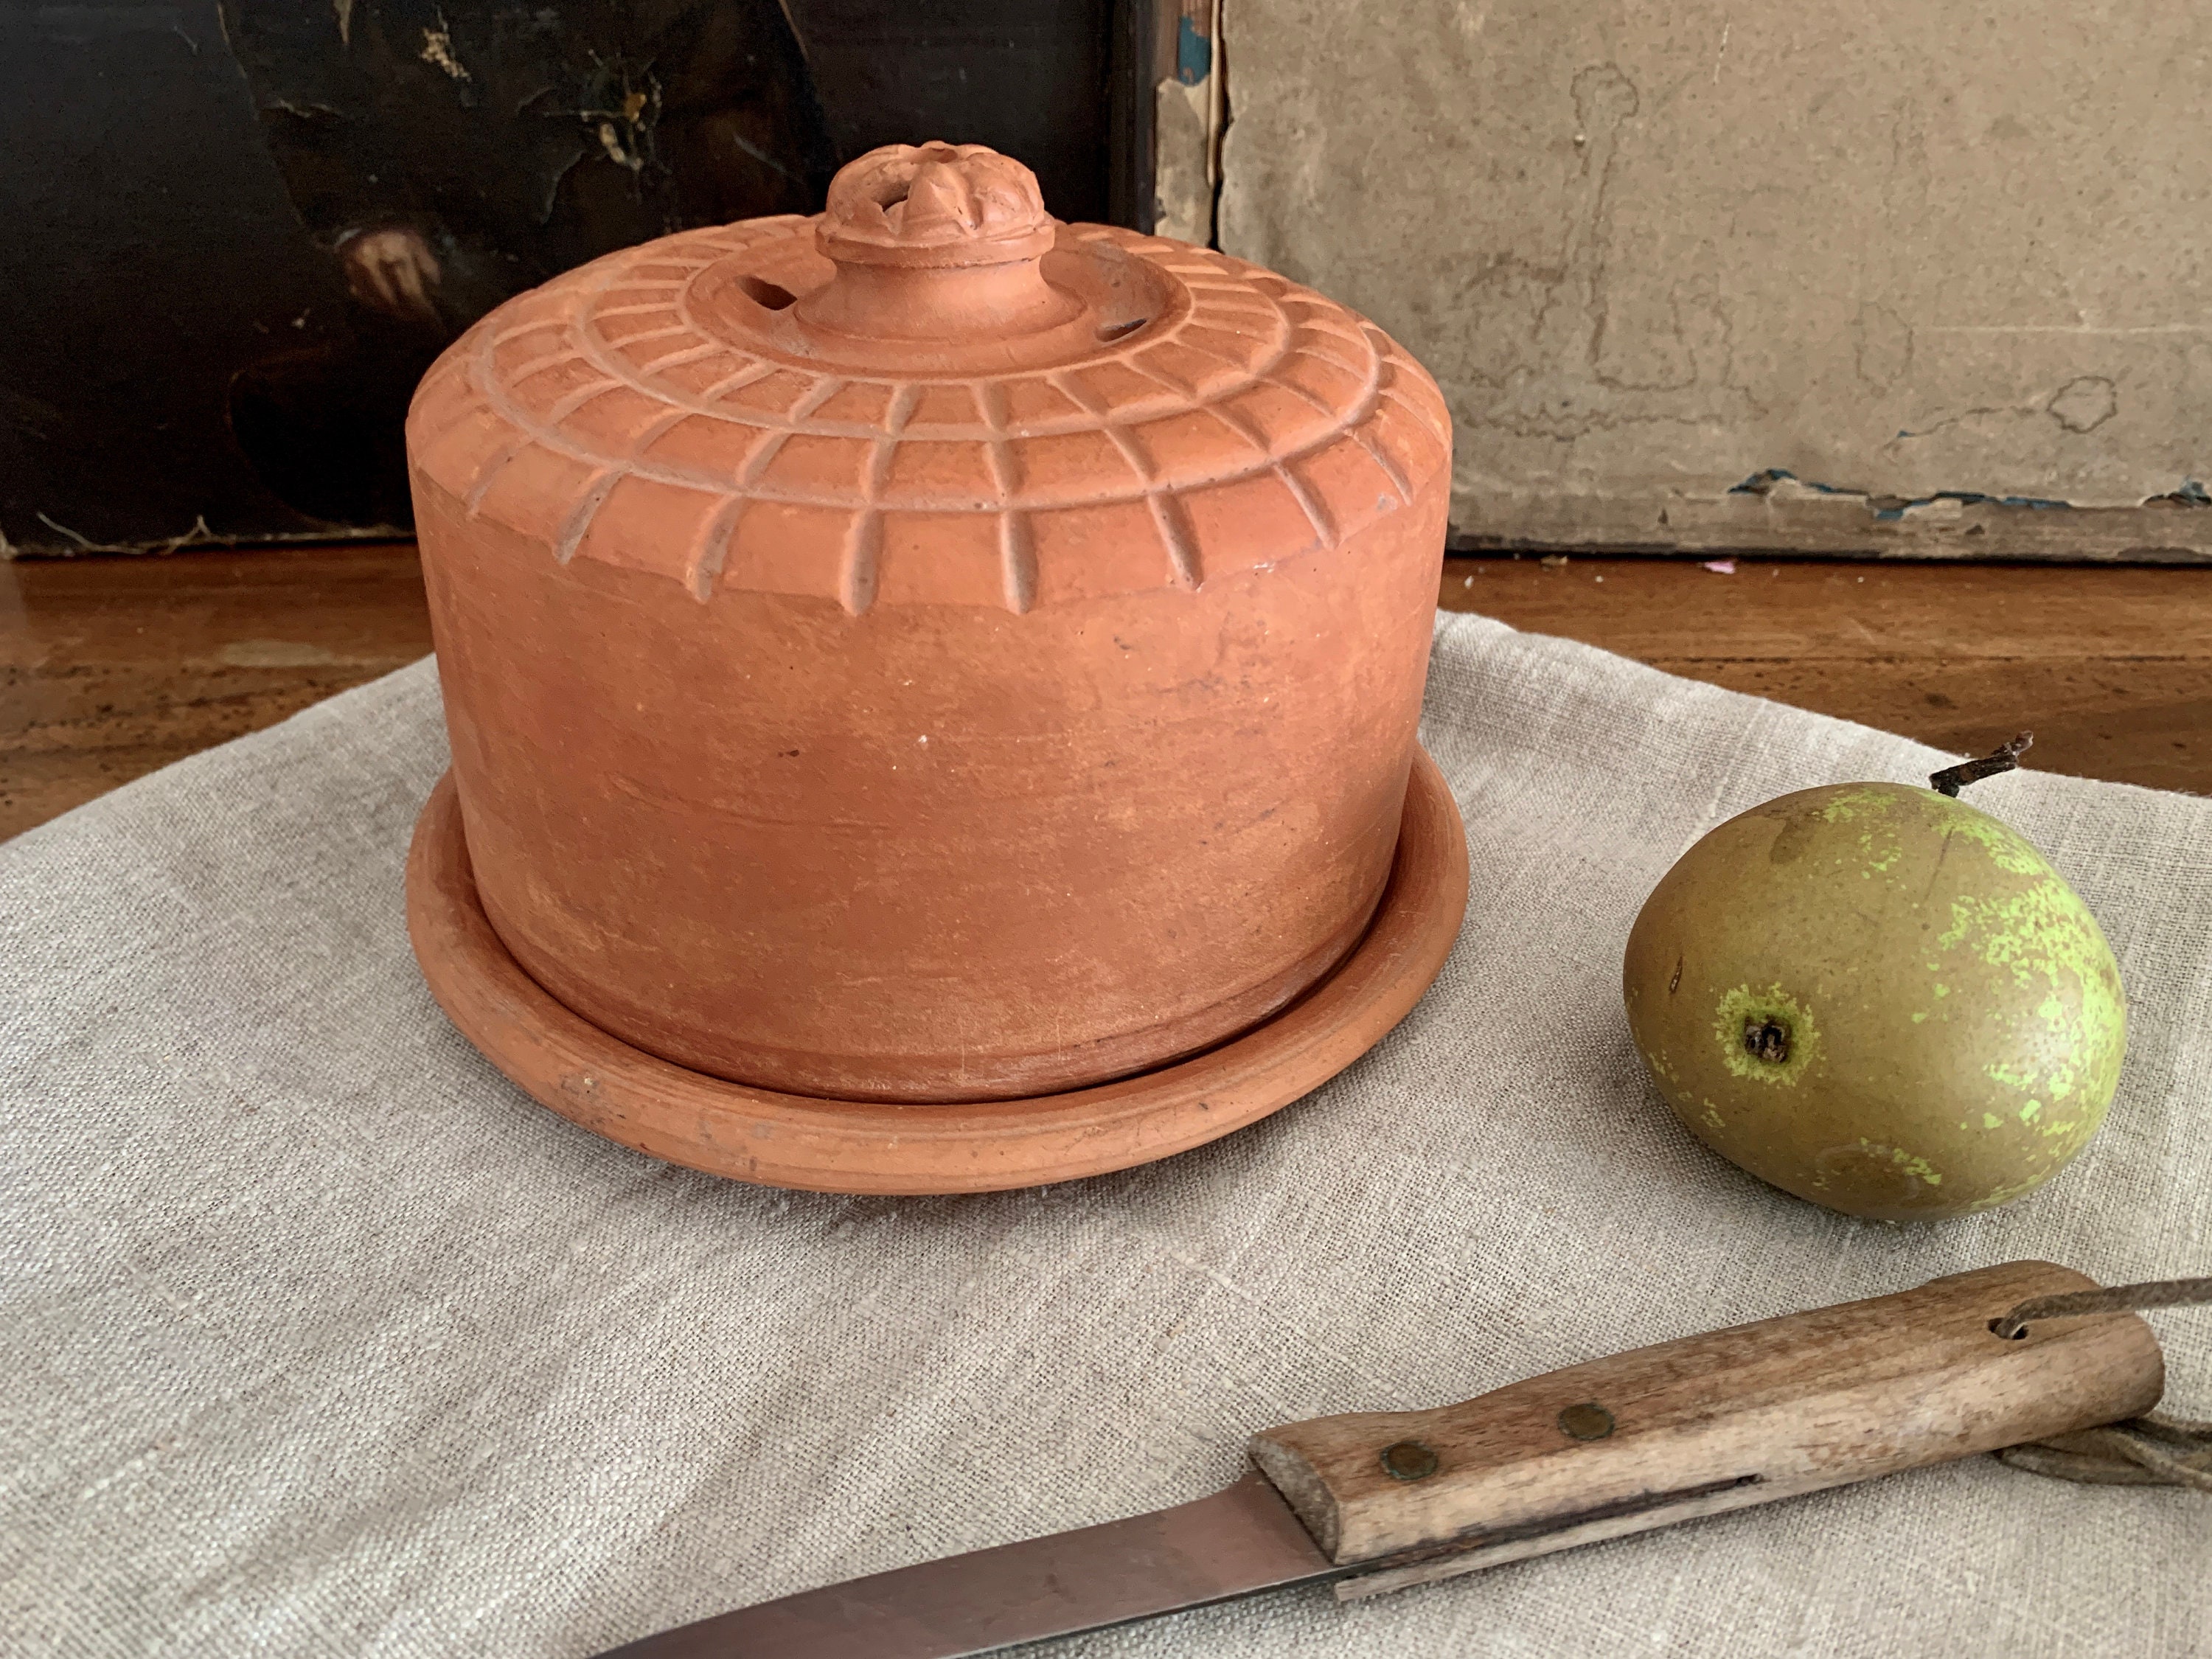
[1217, 0, 2212, 560]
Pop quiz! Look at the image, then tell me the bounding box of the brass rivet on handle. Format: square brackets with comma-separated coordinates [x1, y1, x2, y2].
[1379, 1439, 1440, 1481]
[1557, 1402, 1615, 1441]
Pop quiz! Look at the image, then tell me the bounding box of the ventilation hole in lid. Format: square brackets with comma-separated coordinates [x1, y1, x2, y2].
[736, 276, 797, 311]
[1096, 317, 1149, 344]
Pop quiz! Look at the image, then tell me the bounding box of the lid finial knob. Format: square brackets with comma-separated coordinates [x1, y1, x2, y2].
[820, 142, 1057, 269]
[802, 142, 1074, 343]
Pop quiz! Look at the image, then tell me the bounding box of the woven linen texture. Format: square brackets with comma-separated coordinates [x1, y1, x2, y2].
[4, 613, 2207, 1656]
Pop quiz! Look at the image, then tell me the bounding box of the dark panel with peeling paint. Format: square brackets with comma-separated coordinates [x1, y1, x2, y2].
[0, 0, 347, 552]
[1, 0, 835, 552]
[1, 0, 1128, 554]
[208, 0, 832, 529]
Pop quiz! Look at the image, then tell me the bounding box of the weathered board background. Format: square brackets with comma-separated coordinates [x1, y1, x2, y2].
[1219, 0, 2212, 559]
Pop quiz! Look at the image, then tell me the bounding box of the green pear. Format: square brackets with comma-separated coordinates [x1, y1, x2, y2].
[1623, 778, 2124, 1221]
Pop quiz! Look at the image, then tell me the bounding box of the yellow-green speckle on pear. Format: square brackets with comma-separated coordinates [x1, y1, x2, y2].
[1621, 782, 2124, 1221]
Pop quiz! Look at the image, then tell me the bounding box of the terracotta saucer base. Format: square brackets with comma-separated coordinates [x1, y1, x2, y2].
[403, 748, 1470, 1195]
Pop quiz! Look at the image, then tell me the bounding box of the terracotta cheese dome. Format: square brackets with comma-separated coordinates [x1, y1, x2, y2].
[403, 142, 1467, 1191]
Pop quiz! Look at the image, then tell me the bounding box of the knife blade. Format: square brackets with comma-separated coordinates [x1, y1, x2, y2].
[594, 1261, 2164, 1658]
[593, 1473, 1332, 1659]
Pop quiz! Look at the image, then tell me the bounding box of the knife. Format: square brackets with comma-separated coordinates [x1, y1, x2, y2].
[594, 1260, 2163, 1658]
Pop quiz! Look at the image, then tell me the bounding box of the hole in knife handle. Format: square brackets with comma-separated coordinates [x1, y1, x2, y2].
[1990, 1317, 2031, 1340]
[1344, 1473, 1764, 1582]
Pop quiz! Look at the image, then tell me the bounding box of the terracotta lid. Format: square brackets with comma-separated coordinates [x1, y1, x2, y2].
[408, 141, 1449, 613]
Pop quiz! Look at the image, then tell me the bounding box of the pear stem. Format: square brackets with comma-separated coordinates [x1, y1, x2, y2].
[1929, 732, 2033, 797]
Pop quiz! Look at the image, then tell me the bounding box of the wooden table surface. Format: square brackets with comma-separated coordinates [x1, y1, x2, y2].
[3, 543, 2206, 840]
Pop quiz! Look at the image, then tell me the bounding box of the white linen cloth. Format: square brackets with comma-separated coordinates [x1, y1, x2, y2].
[4, 613, 2207, 1657]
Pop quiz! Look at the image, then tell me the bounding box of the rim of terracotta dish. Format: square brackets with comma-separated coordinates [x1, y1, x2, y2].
[405, 751, 1470, 1196]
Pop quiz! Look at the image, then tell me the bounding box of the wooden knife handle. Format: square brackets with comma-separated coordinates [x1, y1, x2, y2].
[1248, 1260, 2163, 1600]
